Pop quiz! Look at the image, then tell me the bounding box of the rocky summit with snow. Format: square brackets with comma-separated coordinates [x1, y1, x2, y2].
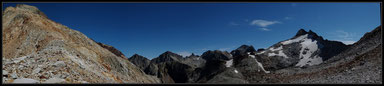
[254, 29, 349, 70]
[2, 4, 382, 84]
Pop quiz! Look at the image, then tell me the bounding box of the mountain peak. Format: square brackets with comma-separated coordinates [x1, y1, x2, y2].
[132, 53, 144, 58]
[162, 51, 181, 56]
[307, 30, 316, 35]
[129, 54, 149, 61]
[202, 50, 232, 61]
[5, 4, 48, 18]
[295, 29, 308, 37]
[307, 30, 323, 40]
[151, 51, 183, 64]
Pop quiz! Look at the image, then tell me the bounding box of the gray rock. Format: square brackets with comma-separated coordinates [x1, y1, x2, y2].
[80, 81, 88, 83]
[13, 56, 27, 63]
[3, 70, 9, 75]
[53, 61, 66, 67]
[3, 77, 8, 83]
[18, 65, 24, 69]
[10, 72, 18, 79]
[43, 77, 66, 83]
[32, 68, 41, 74]
[205, 68, 248, 84]
[13, 78, 39, 83]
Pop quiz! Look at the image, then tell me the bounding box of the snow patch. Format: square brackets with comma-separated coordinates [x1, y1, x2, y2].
[267, 50, 288, 58]
[269, 46, 282, 51]
[247, 53, 270, 73]
[256, 51, 266, 54]
[225, 59, 233, 67]
[255, 59, 270, 73]
[281, 34, 308, 45]
[295, 35, 323, 67]
[249, 54, 255, 58]
[234, 69, 238, 73]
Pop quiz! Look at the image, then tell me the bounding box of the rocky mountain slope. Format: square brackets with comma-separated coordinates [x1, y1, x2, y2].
[2, 4, 160, 83]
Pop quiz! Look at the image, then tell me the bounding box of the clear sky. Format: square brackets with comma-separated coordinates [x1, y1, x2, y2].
[3, 3, 381, 59]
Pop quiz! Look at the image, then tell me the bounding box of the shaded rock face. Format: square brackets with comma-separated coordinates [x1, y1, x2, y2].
[151, 51, 183, 64]
[191, 50, 248, 83]
[201, 50, 232, 61]
[139, 51, 194, 83]
[182, 54, 206, 68]
[254, 29, 349, 70]
[128, 54, 150, 70]
[325, 26, 382, 64]
[230, 45, 256, 56]
[144, 63, 159, 76]
[157, 62, 194, 83]
[294, 29, 307, 37]
[2, 4, 160, 83]
[96, 42, 127, 59]
[257, 48, 265, 52]
[205, 67, 249, 84]
[229, 45, 271, 82]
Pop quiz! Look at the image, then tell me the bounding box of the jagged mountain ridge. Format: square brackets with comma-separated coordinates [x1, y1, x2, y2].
[128, 27, 380, 83]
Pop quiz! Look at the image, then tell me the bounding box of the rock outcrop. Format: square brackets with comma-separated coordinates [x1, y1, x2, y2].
[96, 42, 127, 59]
[2, 4, 160, 83]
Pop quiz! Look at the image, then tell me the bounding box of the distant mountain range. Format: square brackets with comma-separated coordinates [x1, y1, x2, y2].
[2, 4, 382, 84]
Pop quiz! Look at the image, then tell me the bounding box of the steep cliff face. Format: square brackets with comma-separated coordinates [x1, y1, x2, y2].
[2, 4, 160, 83]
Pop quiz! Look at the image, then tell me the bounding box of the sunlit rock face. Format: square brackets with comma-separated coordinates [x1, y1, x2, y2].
[2, 4, 160, 83]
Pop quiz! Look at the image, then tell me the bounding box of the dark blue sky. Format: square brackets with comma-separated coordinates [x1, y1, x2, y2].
[3, 3, 381, 59]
